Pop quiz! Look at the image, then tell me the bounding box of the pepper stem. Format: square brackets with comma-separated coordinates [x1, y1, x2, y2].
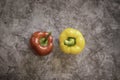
[64, 37, 76, 46]
[44, 32, 51, 42]
[39, 32, 51, 47]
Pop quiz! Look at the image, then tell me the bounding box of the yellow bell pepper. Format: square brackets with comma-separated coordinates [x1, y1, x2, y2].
[59, 28, 85, 54]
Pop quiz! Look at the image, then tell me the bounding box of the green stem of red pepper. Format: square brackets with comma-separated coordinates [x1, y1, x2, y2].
[39, 32, 51, 46]
[44, 32, 51, 42]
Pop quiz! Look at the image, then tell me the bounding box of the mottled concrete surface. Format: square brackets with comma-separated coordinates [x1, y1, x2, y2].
[0, 0, 120, 80]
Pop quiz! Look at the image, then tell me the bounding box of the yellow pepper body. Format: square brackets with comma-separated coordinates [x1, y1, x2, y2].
[59, 28, 85, 54]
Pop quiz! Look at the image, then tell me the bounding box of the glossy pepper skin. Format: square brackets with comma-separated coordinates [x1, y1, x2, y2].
[59, 28, 85, 54]
[30, 31, 53, 56]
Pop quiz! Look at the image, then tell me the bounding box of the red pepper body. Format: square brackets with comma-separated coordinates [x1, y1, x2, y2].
[30, 31, 53, 56]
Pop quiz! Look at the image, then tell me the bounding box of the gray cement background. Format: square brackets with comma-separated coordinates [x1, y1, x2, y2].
[0, 0, 120, 80]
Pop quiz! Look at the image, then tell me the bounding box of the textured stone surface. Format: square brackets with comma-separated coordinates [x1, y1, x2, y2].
[0, 0, 120, 80]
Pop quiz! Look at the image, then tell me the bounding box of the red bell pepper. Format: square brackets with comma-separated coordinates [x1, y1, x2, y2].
[30, 31, 53, 56]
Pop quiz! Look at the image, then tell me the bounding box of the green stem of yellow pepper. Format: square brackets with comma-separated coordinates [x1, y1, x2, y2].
[64, 37, 76, 46]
